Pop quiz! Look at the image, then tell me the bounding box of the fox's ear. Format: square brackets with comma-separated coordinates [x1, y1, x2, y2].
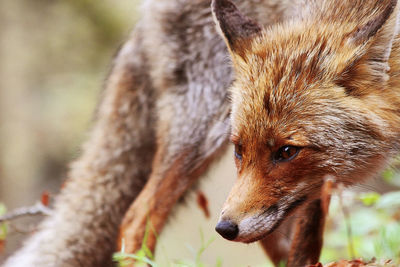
[211, 0, 262, 55]
[346, 0, 397, 47]
[338, 0, 399, 95]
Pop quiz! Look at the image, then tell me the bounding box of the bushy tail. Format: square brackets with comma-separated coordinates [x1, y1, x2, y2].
[3, 24, 156, 267]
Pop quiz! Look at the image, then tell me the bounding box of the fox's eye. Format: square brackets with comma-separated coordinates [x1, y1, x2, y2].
[234, 144, 243, 160]
[274, 146, 300, 162]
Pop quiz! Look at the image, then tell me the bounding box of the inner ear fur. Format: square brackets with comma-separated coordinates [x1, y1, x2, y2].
[337, 0, 399, 95]
[211, 0, 262, 55]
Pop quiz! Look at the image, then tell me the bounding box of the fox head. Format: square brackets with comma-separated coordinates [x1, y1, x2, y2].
[212, 0, 400, 242]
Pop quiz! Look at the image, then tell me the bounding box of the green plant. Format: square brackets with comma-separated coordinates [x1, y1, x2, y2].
[0, 203, 8, 253]
[321, 188, 400, 265]
[113, 226, 222, 267]
[0, 203, 8, 240]
[113, 219, 157, 267]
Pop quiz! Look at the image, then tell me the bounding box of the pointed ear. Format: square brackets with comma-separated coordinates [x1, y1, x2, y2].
[347, 0, 397, 48]
[338, 0, 399, 95]
[211, 0, 262, 54]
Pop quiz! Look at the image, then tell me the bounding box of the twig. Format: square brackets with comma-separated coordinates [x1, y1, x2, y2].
[337, 184, 355, 259]
[0, 202, 52, 223]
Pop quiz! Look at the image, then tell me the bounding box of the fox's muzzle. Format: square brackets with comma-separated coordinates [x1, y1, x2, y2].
[215, 180, 312, 243]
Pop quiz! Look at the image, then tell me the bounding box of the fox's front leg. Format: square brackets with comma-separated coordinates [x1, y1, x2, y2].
[258, 216, 295, 266]
[259, 179, 332, 267]
[287, 180, 333, 267]
[119, 97, 230, 256]
[257, 197, 329, 267]
[119, 149, 213, 254]
[286, 198, 327, 266]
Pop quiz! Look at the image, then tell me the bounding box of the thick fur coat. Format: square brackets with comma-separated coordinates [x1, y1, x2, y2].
[4, 0, 400, 266]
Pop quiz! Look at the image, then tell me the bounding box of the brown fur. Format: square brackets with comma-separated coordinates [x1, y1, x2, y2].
[215, 0, 400, 265]
[4, 0, 400, 266]
[4, 1, 295, 266]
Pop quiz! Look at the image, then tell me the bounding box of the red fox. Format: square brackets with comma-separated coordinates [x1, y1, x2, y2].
[4, 0, 400, 266]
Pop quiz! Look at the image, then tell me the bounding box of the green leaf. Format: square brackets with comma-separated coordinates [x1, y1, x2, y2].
[113, 252, 157, 266]
[195, 229, 216, 266]
[142, 245, 153, 260]
[382, 169, 395, 182]
[0, 203, 8, 240]
[0, 223, 8, 240]
[215, 257, 223, 267]
[0, 203, 6, 216]
[358, 192, 381, 206]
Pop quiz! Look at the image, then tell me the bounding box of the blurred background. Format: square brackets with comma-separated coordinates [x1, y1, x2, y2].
[0, 0, 399, 266]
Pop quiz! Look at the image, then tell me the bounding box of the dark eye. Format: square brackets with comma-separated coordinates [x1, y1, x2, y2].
[234, 144, 243, 160]
[274, 146, 300, 162]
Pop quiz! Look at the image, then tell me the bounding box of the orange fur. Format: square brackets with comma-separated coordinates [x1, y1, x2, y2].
[213, 0, 400, 265]
[7, 1, 400, 266]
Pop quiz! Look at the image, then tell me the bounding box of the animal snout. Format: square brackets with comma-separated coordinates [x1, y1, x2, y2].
[215, 220, 239, 240]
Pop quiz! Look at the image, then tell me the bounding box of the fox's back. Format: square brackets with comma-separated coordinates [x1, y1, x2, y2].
[137, 0, 297, 91]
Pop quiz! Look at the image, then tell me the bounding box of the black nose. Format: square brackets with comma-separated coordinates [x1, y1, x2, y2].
[215, 220, 239, 240]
